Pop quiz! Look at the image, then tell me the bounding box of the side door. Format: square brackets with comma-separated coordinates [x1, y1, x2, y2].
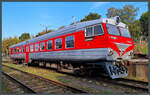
[25, 45, 29, 63]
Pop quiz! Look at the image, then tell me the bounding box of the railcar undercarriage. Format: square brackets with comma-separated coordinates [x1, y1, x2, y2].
[12, 58, 128, 79]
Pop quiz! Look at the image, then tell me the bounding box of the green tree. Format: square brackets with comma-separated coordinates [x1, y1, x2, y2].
[35, 30, 53, 37]
[121, 5, 139, 24]
[19, 33, 30, 41]
[80, 12, 101, 22]
[58, 26, 65, 30]
[128, 20, 141, 42]
[106, 7, 122, 18]
[2, 37, 21, 55]
[140, 11, 148, 37]
[106, 5, 139, 25]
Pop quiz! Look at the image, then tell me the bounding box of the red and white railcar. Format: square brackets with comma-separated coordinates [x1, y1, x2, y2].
[9, 16, 134, 79]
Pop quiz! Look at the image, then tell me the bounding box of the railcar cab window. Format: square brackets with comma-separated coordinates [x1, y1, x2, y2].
[85, 24, 104, 37]
[66, 35, 74, 48]
[55, 38, 62, 49]
[94, 24, 103, 35]
[120, 27, 131, 38]
[35, 44, 39, 51]
[47, 40, 52, 50]
[40, 42, 45, 51]
[30, 45, 34, 52]
[106, 24, 120, 36]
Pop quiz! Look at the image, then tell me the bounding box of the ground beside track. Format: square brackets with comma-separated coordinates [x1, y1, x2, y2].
[2, 74, 32, 93]
[2, 75, 14, 93]
[2, 62, 147, 94]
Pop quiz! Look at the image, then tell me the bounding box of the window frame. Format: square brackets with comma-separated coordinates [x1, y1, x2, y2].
[19, 47, 21, 53]
[65, 35, 75, 48]
[30, 44, 34, 52]
[40, 42, 45, 51]
[47, 40, 53, 50]
[85, 24, 104, 37]
[17, 48, 19, 53]
[119, 27, 131, 38]
[22, 47, 25, 53]
[35, 43, 39, 52]
[85, 25, 93, 37]
[15, 48, 16, 53]
[26, 45, 29, 52]
[55, 38, 62, 49]
[106, 24, 121, 36]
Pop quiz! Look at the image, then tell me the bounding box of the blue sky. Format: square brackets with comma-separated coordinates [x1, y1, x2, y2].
[2, 2, 148, 39]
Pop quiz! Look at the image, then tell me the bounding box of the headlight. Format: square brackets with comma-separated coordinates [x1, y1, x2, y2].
[130, 51, 133, 56]
[108, 49, 114, 56]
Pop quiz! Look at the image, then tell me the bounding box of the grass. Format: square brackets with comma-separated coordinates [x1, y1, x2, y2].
[1, 63, 117, 94]
[100, 90, 113, 94]
[134, 41, 148, 55]
[2, 63, 68, 83]
[125, 75, 148, 82]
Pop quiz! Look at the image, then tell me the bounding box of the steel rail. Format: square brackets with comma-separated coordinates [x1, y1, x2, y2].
[2, 72, 36, 93]
[29, 64, 149, 92]
[2, 62, 148, 92]
[2, 64, 88, 93]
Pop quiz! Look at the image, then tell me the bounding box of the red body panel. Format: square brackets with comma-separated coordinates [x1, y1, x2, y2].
[10, 23, 134, 62]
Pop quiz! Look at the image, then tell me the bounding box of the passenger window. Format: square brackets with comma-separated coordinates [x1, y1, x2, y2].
[35, 44, 39, 51]
[26, 46, 29, 52]
[19, 48, 21, 53]
[40, 42, 45, 51]
[22, 47, 25, 53]
[47, 40, 52, 50]
[85, 27, 93, 37]
[17, 48, 19, 53]
[15, 48, 16, 53]
[66, 35, 74, 48]
[85, 24, 104, 37]
[94, 25, 103, 35]
[55, 38, 62, 49]
[30, 45, 34, 52]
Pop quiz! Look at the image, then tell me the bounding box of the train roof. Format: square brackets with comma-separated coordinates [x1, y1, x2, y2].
[10, 17, 126, 48]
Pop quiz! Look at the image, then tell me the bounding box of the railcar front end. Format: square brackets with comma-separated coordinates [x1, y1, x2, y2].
[97, 17, 134, 79]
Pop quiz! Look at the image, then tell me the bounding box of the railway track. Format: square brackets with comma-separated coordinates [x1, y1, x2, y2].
[2, 65, 88, 94]
[29, 64, 149, 92]
[2, 62, 148, 93]
[2, 72, 36, 93]
[95, 76, 148, 92]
